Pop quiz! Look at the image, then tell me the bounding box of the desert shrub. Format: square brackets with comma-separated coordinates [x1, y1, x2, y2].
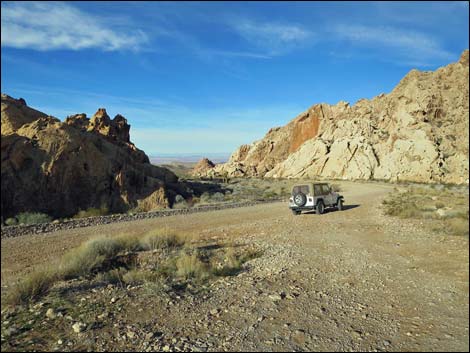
[174, 195, 185, 203]
[115, 233, 143, 252]
[211, 192, 225, 202]
[176, 252, 209, 280]
[173, 194, 189, 209]
[123, 269, 158, 285]
[60, 238, 123, 279]
[446, 218, 469, 236]
[212, 247, 242, 277]
[200, 192, 211, 203]
[7, 268, 56, 305]
[96, 267, 127, 285]
[140, 230, 185, 251]
[73, 206, 109, 219]
[262, 191, 278, 199]
[16, 212, 52, 225]
[5, 218, 18, 226]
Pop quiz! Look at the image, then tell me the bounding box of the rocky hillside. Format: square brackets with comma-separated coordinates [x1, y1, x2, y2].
[207, 50, 469, 184]
[1, 95, 191, 219]
[190, 158, 215, 177]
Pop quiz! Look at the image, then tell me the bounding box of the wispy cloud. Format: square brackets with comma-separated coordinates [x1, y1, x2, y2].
[1, 2, 148, 51]
[332, 24, 454, 66]
[231, 19, 313, 56]
[207, 49, 272, 60]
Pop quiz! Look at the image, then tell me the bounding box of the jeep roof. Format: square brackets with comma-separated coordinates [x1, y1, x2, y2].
[292, 183, 331, 196]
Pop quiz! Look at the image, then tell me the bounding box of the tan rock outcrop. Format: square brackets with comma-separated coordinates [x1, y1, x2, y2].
[191, 158, 215, 177]
[1, 95, 188, 219]
[209, 50, 469, 184]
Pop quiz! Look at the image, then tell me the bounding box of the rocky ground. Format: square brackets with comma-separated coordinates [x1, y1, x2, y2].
[1, 181, 468, 351]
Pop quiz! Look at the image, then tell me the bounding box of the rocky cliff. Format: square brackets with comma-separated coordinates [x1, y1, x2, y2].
[1, 95, 190, 219]
[207, 50, 469, 184]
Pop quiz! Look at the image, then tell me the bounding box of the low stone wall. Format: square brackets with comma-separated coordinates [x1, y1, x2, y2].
[1, 199, 284, 239]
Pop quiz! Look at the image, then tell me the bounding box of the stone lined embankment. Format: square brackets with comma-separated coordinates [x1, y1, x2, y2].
[1, 199, 284, 239]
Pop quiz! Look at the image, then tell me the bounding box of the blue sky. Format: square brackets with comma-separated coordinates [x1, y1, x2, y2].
[1, 1, 468, 156]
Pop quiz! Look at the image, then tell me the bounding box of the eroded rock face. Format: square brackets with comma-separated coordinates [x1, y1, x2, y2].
[191, 158, 215, 177]
[1, 95, 188, 218]
[208, 50, 469, 184]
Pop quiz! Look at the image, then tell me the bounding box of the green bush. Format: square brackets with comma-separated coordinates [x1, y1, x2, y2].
[16, 212, 52, 225]
[5, 218, 18, 226]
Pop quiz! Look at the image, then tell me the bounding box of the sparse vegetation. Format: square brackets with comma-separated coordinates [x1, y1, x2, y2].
[4, 217, 18, 226]
[6, 228, 260, 305]
[382, 185, 469, 236]
[15, 212, 52, 225]
[7, 267, 57, 305]
[73, 206, 109, 219]
[176, 251, 209, 280]
[140, 230, 185, 251]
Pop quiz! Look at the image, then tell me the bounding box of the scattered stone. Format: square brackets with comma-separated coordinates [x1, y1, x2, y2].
[269, 294, 282, 301]
[46, 308, 57, 319]
[72, 322, 86, 333]
[210, 308, 220, 316]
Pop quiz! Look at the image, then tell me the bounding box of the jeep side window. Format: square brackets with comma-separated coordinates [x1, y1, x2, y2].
[321, 185, 330, 194]
[314, 185, 322, 195]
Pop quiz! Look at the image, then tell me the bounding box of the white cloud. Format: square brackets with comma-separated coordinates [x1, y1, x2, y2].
[231, 19, 313, 55]
[332, 24, 454, 65]
[1, 2, 147, 51]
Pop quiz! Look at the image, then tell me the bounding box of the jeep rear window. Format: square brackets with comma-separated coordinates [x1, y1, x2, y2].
[292, 185, 309, 195]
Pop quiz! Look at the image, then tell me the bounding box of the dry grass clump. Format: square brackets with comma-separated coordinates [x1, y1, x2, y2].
[176, 252, 210, 280]
[7, 267, 57, 305]
[60, 237, 124, 279]
[140, 230, 186, 251]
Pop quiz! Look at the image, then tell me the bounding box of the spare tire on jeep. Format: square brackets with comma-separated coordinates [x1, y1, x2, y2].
[293, 192, 307, 207]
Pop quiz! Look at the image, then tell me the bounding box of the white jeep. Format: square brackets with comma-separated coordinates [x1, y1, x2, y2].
[289, 183, 344, 215]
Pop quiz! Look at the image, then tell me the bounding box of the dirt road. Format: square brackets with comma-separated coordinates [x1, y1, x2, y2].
[1, 181, 468, 351]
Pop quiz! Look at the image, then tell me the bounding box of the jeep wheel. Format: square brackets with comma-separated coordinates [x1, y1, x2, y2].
[337, 199, 344, 211]
[316, 200, 325, 215]
[293, 193, 307, 207]
[292, 209, 301, 215]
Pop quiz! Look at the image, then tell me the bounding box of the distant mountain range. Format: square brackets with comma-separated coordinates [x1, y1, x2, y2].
[150, 154, 229, 165]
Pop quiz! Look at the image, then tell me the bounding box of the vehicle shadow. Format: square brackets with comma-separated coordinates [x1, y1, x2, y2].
[302, 204, 360, 215]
